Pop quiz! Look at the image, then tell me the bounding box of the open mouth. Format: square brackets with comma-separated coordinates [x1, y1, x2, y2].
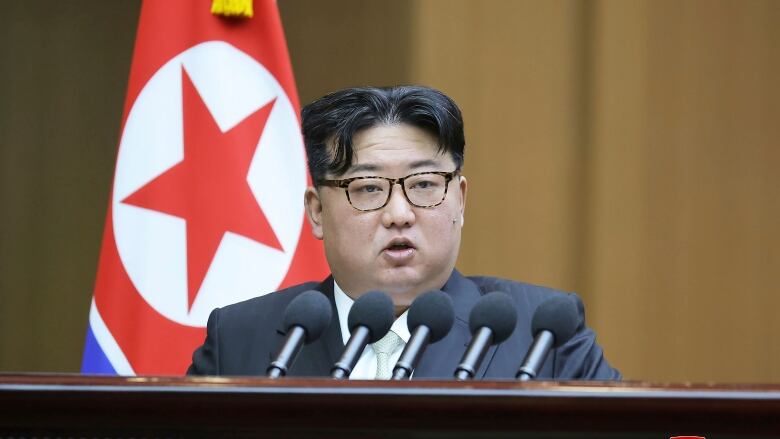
[383, 243, 415, 263]
[384, 237, 415, 252]
[387, 243, 412, 251]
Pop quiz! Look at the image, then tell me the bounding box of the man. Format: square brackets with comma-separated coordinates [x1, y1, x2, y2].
[188, 86, 620, 380]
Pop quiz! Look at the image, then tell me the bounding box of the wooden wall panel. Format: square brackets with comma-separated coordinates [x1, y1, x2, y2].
[587, 0, 780, 381]
[409, 0, 589, 293]
[0, 1, 139, 372]
[278, 0, 414, 106]
[410, 0, 780, 381]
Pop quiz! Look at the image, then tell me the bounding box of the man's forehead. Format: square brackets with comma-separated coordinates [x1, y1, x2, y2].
[322, 123, 456, 177]
[348, 158, 444, 173]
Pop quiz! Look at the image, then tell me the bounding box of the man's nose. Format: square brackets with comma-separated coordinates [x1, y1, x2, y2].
[381, 183, 415, 228]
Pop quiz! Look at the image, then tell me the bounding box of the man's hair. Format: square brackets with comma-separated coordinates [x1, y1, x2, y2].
[301, 85, 465, 184]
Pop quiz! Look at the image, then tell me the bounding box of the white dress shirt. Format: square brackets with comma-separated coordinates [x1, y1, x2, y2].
[333, 281, 410, 379]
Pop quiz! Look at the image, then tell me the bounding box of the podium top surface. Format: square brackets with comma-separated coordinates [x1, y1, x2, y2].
[3, 372, 780, 399]
[2, 373, 779, 438]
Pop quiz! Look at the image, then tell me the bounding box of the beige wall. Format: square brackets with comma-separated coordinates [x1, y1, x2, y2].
[1, 0, 778, 382]
[401, 0, 780, 382]
[585, 0, 780, 381]
[0, 1, 138, 371]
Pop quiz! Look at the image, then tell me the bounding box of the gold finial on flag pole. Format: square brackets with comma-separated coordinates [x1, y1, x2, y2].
[211, 0, 253, 18]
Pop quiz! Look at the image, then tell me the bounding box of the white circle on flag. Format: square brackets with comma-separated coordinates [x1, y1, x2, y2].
[112, 41, 306, 327]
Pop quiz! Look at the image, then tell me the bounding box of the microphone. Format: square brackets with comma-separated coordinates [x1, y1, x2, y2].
[267, 290, 333, 378]
[515, 295, 580, 381]
[331, 291, 394, 379]
[454, 291, 517, 380]
[391, 290, 455, 380]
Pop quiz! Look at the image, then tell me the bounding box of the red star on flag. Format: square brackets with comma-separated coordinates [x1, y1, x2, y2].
[123, 66, 282, 311]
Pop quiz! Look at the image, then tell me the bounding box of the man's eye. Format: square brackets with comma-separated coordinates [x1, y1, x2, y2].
[354, 183, 383, 193]
[410, 180, 438, 190]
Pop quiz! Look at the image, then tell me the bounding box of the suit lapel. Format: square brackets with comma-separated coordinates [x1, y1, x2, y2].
[272, 277, 345, 377]
[316, 277, 346, 373]
[413, 270, 498, 379]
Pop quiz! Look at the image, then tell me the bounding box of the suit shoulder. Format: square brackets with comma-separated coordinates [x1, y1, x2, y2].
[467, 275, 569, 298]
[466, 275, 577, 308]
[215, 281, 322, 322]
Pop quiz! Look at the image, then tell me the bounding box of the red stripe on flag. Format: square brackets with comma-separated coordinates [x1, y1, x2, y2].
[91, 0, 328, 375]
[94, 206, 205, 375]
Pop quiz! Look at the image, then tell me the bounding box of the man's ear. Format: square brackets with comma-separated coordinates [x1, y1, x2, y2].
[304, 187, 324, 240]
[458, 175, 468, 226]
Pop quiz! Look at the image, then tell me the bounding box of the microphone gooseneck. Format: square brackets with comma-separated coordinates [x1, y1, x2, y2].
[515, 295, 580, 381]
[391, 290, 455, 380]
[267, 290, 332, 378]
[454, 291, 518, 380]
[331, 291, 395, 379]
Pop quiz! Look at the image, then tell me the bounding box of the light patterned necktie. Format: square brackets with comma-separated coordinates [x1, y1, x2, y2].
[371, 330, 404, 379]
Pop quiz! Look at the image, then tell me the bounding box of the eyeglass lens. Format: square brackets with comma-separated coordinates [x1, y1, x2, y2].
[347, 173, 447, 210]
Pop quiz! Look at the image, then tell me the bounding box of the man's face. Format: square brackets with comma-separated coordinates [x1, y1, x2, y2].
[304, 123, 467, 308]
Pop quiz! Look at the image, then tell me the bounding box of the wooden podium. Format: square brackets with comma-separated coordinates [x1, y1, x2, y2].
[1, 374, 779, 438]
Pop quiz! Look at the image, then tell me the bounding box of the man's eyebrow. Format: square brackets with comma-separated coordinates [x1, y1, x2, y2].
[347, 163, 380, 174]
[408, 159, 439, 170]
[346, 159, 442, 175]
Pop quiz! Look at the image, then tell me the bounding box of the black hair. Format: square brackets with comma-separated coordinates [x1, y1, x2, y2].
[301, 85, 465, 184]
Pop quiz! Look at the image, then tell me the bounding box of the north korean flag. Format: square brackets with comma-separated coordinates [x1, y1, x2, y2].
[81, 0, 328, 375]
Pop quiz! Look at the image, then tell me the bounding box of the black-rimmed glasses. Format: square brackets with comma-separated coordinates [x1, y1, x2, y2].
[318, 170, 460, 211]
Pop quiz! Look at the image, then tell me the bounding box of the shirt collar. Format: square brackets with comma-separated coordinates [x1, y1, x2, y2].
[333, 280, 411, 345]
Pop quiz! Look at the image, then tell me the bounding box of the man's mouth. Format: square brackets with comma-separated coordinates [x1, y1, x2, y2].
[382, 238, 416, 263]
[387, 243, 412, 250]
[384, 238, 416, 251]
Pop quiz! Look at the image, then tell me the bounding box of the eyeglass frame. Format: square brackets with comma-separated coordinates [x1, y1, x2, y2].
[317, 170, 461, 212]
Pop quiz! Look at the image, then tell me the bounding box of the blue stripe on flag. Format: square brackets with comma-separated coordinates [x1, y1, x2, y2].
[81, 324, 117, 374]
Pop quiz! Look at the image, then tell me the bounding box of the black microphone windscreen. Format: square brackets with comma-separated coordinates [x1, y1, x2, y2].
[468, 291, 518, 343]
[531, 295, 580, 348]
[282, 290, 333, 343]
[407, 290, 455, 342]
[347, 290, 394, 343]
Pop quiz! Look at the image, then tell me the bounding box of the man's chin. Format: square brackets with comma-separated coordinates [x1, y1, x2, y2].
[373, 269, 433, 297]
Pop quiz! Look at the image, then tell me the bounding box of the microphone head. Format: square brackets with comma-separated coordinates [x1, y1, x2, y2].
[531, 295, 580, 348]
[347, 290, 395, 343]
[282, 290, 333, 343]
[407, 290, 455, 343]
[468, 291, 518, 344]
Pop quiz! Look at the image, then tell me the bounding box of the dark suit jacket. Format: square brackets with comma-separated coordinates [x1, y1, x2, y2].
[187, 270, 621, 380]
